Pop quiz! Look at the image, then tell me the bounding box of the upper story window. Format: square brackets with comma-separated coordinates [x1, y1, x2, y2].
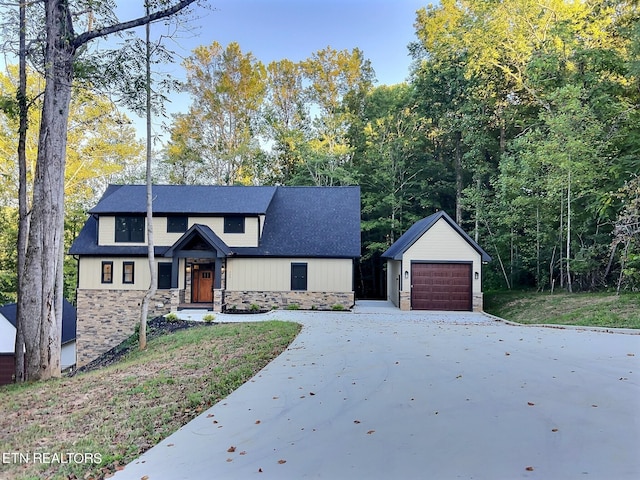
[167, 216, 188, 233]
[224, 216, 245, 234]
[115, 216, 145, 243]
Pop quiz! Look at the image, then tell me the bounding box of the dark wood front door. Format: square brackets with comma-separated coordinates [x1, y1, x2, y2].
[411, 263, 472, 311]
[192, 268, 213, 303]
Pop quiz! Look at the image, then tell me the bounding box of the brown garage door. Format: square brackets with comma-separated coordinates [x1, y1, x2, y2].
[411, 263, 472, 311]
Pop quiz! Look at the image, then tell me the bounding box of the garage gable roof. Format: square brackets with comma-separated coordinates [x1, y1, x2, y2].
[381, 211, 492, 262]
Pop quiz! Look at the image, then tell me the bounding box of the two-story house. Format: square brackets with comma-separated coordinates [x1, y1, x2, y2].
[70, 185, 361, 366]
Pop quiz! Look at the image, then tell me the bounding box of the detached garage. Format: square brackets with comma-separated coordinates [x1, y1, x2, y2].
[382, 211, 491, 311]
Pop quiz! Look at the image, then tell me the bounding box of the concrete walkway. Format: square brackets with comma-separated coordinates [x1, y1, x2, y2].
[113, 304, 640, 479]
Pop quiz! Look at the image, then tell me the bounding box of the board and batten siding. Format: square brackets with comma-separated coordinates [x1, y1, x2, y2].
[98, 216, 260, 248]
[402, 218, 482, 295]
[78, 257, 182, 290]
[226, 258, 353, 292]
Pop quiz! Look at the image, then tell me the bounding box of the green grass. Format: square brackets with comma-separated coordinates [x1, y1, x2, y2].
[0, 320, 301, 480]
[484, 290, 640, 329]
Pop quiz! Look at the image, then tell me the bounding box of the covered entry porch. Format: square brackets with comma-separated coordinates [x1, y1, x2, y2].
[164, 224, 231, 312]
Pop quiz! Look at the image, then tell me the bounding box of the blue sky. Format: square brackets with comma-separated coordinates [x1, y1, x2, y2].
[110, 0, 427, 136]
[115, 0, 426, 84]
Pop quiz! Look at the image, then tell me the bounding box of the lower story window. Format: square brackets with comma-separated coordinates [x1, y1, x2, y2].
[123, 261, 135, 284]
[291, 263, 308, 291]
[158, 263, 172, 289]
[101, 261, 113, 284]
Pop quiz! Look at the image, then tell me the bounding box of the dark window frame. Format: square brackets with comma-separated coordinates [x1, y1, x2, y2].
[291, 263, 308, 291]
[158, 263, 172, 289]
[167, 216, 188, 233]
[122, 261, 135, 284]
[101, 261, 113, 284]
[115, 216, 145, 243]
[224, 216, 245, 234]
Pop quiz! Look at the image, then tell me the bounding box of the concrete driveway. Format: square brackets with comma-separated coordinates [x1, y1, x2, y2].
[113, 302, 640, 480]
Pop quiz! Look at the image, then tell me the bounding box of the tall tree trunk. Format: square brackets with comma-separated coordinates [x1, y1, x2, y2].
[566, 170, 573, 293]
[21, 0, 74, 380]
[139, 6, 157, 351]
[15, 0, 198, 381]
[454, 131, 463, 224]
[15, 0, 29, 382]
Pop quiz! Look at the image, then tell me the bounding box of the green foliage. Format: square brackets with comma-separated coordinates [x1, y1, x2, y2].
[285, 303, 300, 310]
[202, 313, 216, 323]
[164, 312, 179, 322]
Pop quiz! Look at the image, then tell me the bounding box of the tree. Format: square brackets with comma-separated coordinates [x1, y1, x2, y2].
[15, 0, 198, 382]
[298, 46, 374, 186]
[167, 41, 267, 185]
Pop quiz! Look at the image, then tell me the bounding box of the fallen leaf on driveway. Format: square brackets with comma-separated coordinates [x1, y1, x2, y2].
[167, 443, 174, 447]
[527, 402, 535, 406]
[278, 459, 287, 464]
[525, 466, 534, 471]
[354, 420, 361, 424]
[627, 353, 635, 356]
[207, 414, 214, 418]
[226, 458, 233, 463]
[255, 420, 261, 424]
[227, 446, 236, 453]
[258, 467, 263, 472]
[367, 430, 375, 434]
[505, 352, 510, 356]
[552, 428, 559, 432]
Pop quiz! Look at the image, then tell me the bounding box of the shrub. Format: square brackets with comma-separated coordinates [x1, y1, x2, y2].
[165, 312, 179, 322]
[249, 303, 260, 312]
[202, 313, 216, 323]
[285, 303, 300, 310]
[331, 304, 345, 311]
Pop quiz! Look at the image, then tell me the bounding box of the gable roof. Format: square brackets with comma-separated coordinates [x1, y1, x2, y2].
[70, 185, 361, 259]
[0, 299, 77, 345]
[164, 224, 232, 258]
[381, 211, 492, 262]
[88, 185, 277, 215]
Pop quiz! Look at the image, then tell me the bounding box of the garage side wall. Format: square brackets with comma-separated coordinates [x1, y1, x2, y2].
[401, 218, 483, 311]
[386, 260, 401, 308]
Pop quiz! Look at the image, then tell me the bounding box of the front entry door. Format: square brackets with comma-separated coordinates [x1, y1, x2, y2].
[192, 268, 213, 303]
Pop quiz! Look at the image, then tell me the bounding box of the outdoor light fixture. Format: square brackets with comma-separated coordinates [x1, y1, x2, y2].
[475, 271, 479, 280]
[404, 270, 409, 280]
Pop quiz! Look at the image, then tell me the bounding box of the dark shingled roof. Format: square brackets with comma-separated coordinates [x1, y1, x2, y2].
[0, 300, 77, 345]
[88, 185, 278, 215]
[71, 185, 361, 259]
[382, 210, 492, 262]
[234, 186, 361, 258]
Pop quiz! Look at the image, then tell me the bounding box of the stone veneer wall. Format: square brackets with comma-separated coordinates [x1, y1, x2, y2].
[399, 291, 484, 311]
[76, 289, 175, 366]
[223, 291, 355, 312]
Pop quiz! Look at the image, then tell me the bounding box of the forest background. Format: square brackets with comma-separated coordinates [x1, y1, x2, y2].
[0, 0, 638, 304]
